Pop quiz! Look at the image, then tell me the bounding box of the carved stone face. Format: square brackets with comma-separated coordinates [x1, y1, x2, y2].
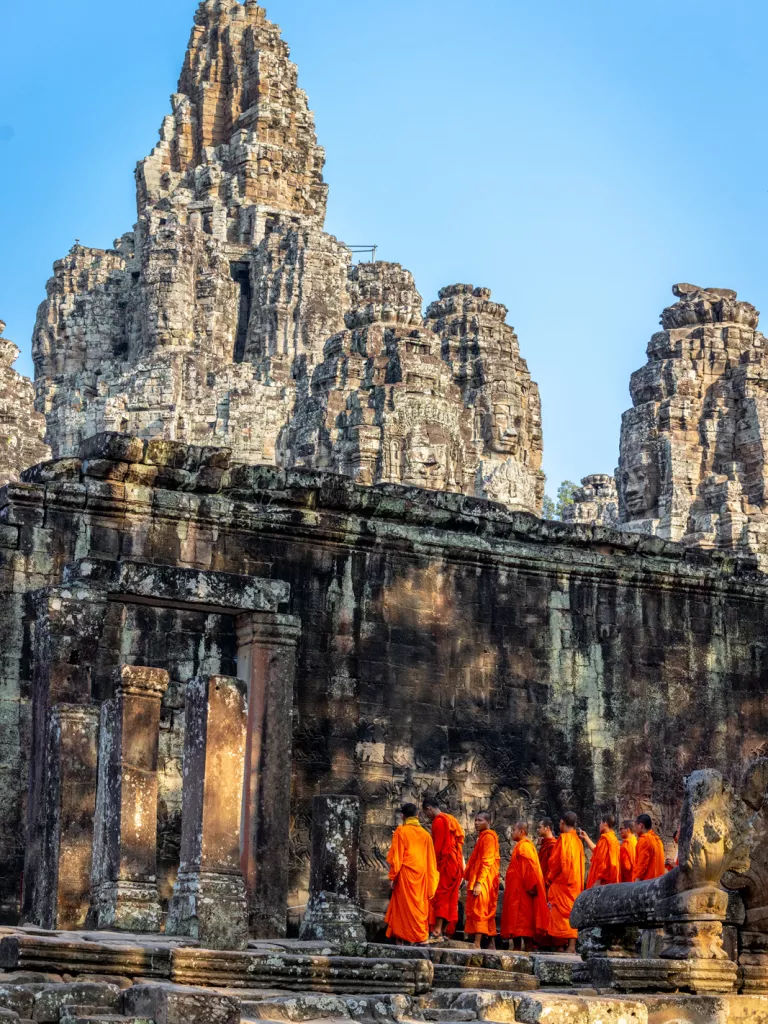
[623, 460, 660, 519]
[485, 404, 520, 455]
[403, 428, 449, 490]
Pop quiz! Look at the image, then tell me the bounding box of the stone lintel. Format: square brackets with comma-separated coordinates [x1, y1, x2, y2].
[63, 558, 290, 614]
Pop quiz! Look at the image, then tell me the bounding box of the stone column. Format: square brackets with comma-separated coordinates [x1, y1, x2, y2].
[23, 585, 108, 927]
[167, 676, 249, 950]
[237, 613, 301, 938]
[28, 704, 100, 929]
[299, 795, 366, 944]
[88, 665, 169, 932]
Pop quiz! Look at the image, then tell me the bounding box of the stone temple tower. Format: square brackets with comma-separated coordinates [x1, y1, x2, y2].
[618, 283, 768, 566]
[31, 0, 545, 514]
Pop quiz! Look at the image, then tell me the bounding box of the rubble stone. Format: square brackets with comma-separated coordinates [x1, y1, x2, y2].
[0, 321, 49, 488]
[30, 983, 122, 1023]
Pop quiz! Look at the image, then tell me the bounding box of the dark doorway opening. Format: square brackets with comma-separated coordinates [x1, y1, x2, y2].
[231, 261, 251, 363]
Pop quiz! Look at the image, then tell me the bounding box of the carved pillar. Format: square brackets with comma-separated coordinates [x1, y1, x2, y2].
[88, 665, 169, 932]
[299, 795, 366, 944]
[167, 676, 249, 950]
[237, 613, 301, 938]
[23, 586, 108, 926]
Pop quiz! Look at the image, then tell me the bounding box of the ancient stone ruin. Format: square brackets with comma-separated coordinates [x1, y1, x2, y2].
[618, 283, 768, 565]
[3, 3, 768, 1024]
[561, 474, 619, 527]
[31, 0, 544, 514]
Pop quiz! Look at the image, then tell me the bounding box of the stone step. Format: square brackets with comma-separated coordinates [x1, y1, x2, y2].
[60, 1017, 153, 1024]
[0, 936, 171, 981]
[530, 954, 589, 988]
[420, 1010, 477, 1021]
[240, 993, 410, 1022]
[171, 951, 433, 995]
[430, 964, 538, 993]
[361, 945, 533, 976]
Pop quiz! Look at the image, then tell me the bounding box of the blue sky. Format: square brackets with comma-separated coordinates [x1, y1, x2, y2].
[2, 0, 767, 494]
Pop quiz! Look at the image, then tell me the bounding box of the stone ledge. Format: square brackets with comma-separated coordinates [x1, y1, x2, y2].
[16, 437, 768, 594]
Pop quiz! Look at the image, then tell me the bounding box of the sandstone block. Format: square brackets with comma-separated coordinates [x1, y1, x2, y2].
[0, 988, 34, 1018]
[170, 950, 433, 995]
[123, 983, 240, 1024]
[31, 983, 122, 1022]
[79, 435, 145, 465]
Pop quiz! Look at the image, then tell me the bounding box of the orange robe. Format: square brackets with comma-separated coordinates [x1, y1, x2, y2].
[620, 834, 637, 883]
[635, 830, 665, 881]
[586, 830, 621, 889]
[546, 831, 585, 940]
[538, 836, 557, 884]
[429, 813, 465, 935]
[501, 837, 549, 940]
[464, 829, 501, 936]
[385, 818, 440, 944]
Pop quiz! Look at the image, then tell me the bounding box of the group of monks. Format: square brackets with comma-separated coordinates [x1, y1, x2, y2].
[384, 800, 668, 952]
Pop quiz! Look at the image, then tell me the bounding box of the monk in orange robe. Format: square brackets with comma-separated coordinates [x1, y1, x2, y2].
[634, 814, 665, 881]
[385, 803, 439, 944]
[546, 812, 585, 954]
[423, 798, 465, 939]
[537, 818, 557, 886]
[463, 811, 501, 949]
[580, 814, 621, 889]
[619, 820, 637, 883]
[501, 823, 549, 951]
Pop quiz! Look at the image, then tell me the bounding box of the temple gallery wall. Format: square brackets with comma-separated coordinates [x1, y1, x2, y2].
[2, 439, 768, 932]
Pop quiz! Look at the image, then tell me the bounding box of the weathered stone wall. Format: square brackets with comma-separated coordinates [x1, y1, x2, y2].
[31, 1, 544, 515]
[2, 436, 768, 927]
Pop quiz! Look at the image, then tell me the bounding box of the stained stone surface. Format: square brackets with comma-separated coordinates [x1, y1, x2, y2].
[0, 321, 49, 488]
[166, 676, 248, 951]
[618, 283, 768, 565]
[88, 667, 170, 933]
[561, 475, 619, 527]
[299, 796, 366, 945]
[32, 2, 543, 515]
